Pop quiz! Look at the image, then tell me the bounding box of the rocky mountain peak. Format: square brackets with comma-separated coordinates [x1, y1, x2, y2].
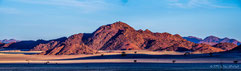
[144, 29, 152, 33]
[93, 21, 135, 34]
[110, 21, 135, 31]
[204, 36, 220, 42]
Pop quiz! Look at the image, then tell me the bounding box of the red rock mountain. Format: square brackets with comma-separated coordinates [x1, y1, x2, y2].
[212, 43, 237, 51]
[32, 34, 96, 55]
[30, 22, 226, 55]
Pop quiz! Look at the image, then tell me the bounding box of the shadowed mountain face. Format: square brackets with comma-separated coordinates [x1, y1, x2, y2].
[1, 37, 67, 50]
[212, 43, 237, 50]
[0, 42, 4, 48]
[183, 36, 241, 45]
[183, 36, 202, 43]
[227, 45, 241, 53]
[30, 22, 226, 55]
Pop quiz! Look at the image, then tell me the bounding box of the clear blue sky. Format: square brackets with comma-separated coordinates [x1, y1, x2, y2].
[0, 0, 241, 41]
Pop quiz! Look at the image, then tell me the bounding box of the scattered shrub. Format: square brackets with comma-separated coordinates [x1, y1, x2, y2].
[184, 52, 191, 56]
[209, 53, 213, 57]
[25, 60, 30, 64]
[172, 60, 176, 63]
[44, 61, 50, 64]
[121, 52, 126, 56]
[234, 60, 238, 64]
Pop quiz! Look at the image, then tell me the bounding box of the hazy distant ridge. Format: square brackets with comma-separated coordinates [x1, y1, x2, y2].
[183, 36, 241, 45]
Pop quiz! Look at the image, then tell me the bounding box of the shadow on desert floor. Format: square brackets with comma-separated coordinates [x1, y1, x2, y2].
[56, 53, 227, 60]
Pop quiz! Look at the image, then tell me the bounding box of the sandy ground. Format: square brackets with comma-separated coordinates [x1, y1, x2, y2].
[1, 50, 241, 71]
[0, 50, 240, 64]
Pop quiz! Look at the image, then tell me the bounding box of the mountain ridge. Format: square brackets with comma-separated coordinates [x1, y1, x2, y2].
[0, 39, 19, 44]
[183, 36, 241, 45]
[31, 22, 225, 55]
[1, 22, 238, 55]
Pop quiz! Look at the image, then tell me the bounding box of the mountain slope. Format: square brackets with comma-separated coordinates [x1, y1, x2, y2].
[0, 42, 3, 48]
[227, 45, 241, 53]
[212, 43, 237, 50]
[32, 34, 96, 55]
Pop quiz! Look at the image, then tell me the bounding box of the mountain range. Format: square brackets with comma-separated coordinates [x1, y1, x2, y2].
[0, 22, 239, 55]
[0, 39, 19, 44]
[183, 36, 241, 45]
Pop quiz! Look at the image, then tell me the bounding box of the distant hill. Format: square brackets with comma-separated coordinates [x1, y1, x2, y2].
[183, 36, 202, 43]
[0, 37, 67, 50]
[0, 39, 19, 44]
[183, 36, 241, 45]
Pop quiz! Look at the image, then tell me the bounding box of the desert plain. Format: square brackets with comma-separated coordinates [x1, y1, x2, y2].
[0, 50, 241, 71]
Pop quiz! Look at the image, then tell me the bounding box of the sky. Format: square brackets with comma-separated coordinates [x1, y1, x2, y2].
[0, 0, 241, 41]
